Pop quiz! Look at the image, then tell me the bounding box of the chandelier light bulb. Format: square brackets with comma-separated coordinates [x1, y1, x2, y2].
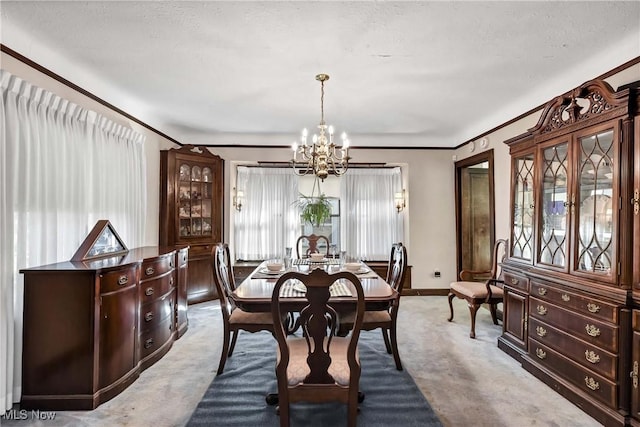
[292, 142, 298, 152]
[343, 139, 350, 149]
[312, 134, 318, 143]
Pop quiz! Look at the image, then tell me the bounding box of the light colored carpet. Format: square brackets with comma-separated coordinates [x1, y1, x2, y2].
[2, 296, 602, 426]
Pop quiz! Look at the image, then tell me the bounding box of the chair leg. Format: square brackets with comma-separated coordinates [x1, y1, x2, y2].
[217, 324, 231, 375]
[447, 292, 456, 321]
[348, 388, 359, 427]
[278, 396, 290, 427]
[228, 330, 239, 357]
[389, 323, 403, 371]
[381, 328, 392, 354]
[468, 302, 481, 339]
[489, 303, 499, 325]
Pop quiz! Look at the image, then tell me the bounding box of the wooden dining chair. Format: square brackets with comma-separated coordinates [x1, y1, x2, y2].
[270, 268, 365, 427]
[212, 243, 275, 375]
[295, 234, 330, 258]
[447, 238, 508, 338]
[339, 242, 407, 370]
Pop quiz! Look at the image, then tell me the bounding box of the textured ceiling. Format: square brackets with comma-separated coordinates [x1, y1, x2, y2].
[1, 1, 639, 148]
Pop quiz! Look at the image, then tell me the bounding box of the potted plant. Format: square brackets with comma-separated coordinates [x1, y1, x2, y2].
[296, 193, 332, 227]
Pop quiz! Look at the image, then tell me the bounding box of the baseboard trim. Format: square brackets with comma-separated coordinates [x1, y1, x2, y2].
[402, 288, 449, 296]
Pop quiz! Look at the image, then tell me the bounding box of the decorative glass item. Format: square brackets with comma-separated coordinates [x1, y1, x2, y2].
[179, 164, 191, 181]
[71, 220, 129, 261]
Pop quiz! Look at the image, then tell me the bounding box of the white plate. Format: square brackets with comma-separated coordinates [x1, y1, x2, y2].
[259, 267, 283, 275]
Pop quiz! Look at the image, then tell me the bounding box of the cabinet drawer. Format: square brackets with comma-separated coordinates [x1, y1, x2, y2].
[141, 254, 174, 281]
[528, 338, 617, 409]
[140, 273, 175, 305]
[177, 248, 189, 267]
[140, 316, 174, 360]
[140, 291, 174, 332]
[503, 271, 528, 292]
[530, 297, 618, 353]
[100, 267, 137, 294]
[530, 281, 617, 323]
[529, 317, 617, 380]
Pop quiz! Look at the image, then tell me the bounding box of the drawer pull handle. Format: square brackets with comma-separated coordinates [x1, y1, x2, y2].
[145, 287, 154, 296]
[538, 288, 547, 296]
[584, 377, 600, 391]
[145, 267, 155, 276]
[585, 350, 600, 364]
[585, 324, 601, 337]
[536, 305, 547, 315]
[535, 348, 546, 359]
[561, 294, 570, 302]
[587, 303, 600, 313]
[170, 277, 174, 286]
[631, 361, 639, 389]
[145, 312, 154, 322]
[170, 260, 174, 268]
[118, 275, 128, 285]
[510, 277, 518, 285]
[182, 255, 187, 262]
[144, 338, 154, 349]
[536, 326, 547, 337]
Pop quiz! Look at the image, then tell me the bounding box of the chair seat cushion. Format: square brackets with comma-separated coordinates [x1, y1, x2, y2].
[450, 281, 503, 299]
[341, 310, 392, 325]
[229, 308, 273, 325]
[280, 337, 358, 386]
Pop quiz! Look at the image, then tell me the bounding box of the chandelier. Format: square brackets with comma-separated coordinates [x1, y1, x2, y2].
[291, 74, 351, 181]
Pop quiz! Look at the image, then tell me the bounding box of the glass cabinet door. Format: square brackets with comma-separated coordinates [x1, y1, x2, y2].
[538, 141, 569, 269]
[178, 162, 214, 237]
[575, 128, 615, 276]
[511, 153, 535, 262]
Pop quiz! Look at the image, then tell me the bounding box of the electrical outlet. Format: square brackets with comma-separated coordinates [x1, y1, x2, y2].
[434, 269, 441, 278]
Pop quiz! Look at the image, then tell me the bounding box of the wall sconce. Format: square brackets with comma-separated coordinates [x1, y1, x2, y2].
[394, 190, 406, 213]
[233, 188, 244, 212]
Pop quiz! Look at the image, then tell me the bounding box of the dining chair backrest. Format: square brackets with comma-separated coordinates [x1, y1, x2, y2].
[270, 268, 365, 425]
[296, 234, 330, 258]
[213, 243, 236, 314]
[386, 242, 407, 294]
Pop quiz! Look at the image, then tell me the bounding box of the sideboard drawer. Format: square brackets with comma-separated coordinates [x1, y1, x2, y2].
[529, 338, 617, 408]
[100, 267, 137, 294]
[530, 281, 617, 323]
[140, 316, 174, 360]
[503, 271, 528, 293]
[529, 297, 618, 353]
[141, 254, 173, 280]
[529, 317, 617, 380]
[140, 273, 174, 305]
[140, 292, 174, 332]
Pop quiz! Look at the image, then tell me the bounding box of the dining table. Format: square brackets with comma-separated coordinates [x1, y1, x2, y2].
[231, 259, 397, 314]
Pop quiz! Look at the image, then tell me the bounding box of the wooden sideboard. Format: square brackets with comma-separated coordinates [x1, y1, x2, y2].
[19, 246, 188, 410]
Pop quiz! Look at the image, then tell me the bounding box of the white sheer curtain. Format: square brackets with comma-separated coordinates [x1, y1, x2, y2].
[0, 70, 146, 412]
[340, 168, 404, 260]
[235, 167, 300, 260]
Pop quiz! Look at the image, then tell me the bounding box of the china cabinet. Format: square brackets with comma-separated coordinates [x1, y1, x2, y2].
[503, 79, 639, 426]
[19, 221, 188, 410]
[160, 145, 224, 303]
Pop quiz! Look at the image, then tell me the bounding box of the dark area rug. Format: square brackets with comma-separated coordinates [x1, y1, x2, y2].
[187, 330, 443, 426]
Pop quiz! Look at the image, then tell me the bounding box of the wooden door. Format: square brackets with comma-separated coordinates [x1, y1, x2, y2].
[455, 150, 495, 278]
